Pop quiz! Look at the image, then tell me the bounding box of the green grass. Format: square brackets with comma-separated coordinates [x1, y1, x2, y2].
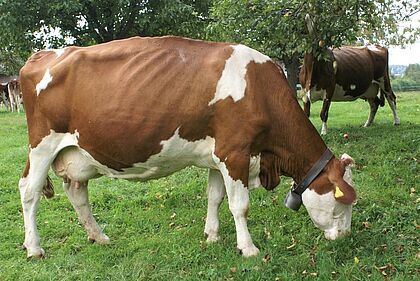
[0, 92, 419, 280]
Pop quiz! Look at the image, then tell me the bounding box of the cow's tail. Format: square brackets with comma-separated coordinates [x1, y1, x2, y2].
[377, 91, 385, 107]
[42, 176, 55, 198]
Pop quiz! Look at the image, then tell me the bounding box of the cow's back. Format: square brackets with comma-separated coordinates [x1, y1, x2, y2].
[19, 37, 262, 171]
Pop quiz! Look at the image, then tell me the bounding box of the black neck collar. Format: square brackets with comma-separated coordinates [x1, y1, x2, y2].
[292, 148, 334, 195]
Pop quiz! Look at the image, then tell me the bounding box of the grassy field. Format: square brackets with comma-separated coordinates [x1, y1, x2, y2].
[0, 92, 419, 280]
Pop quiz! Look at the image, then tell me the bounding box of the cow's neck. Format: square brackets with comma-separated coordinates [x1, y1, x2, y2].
[267, 92, 329, 184]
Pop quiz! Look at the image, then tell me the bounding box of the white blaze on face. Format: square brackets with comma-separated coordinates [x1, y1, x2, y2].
[36, 68, 53, 96]
[208, 44, 271, 106]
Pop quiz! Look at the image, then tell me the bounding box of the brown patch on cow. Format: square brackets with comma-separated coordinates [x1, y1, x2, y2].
[21, 36, 234, 170]
[20, 35, 334, 189]
[309, 158, 356, 205]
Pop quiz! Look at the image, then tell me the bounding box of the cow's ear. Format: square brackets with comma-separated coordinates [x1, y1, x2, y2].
[333, 179, 356, 204]
[329, 155, 356, 204]
[340, 153, 354, 168]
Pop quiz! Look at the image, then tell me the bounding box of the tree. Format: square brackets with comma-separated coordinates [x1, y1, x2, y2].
[0, 0, 212, 74]
[404, 63, 420, 81]
[207, 0, 420, 93]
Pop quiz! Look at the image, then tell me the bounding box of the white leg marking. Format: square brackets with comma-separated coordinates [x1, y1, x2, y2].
[212, 153, 259, 257]
[63, 181, 110, 244]
[321, 122, 328, 135]
[204, 169, 226, 242]
[36, 68, 53, 96]
[364, 99, 376, 127]
[385, 96, 400, 125]
[19, 177, 45, 258]
[20, 130, 80, 257]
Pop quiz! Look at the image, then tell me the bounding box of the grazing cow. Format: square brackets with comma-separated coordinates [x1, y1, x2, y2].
[8, 79, 22, 112]
[299, 45, 400, 135]
[19, 36, 356, 258]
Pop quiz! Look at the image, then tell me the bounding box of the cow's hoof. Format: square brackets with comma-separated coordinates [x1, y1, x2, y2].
[26, 247, 45, 259]
[204, 232, 220, 243]
[237, 245, 260, 257]
[88, 233, 110, 245]
[393, 119, 400, 126]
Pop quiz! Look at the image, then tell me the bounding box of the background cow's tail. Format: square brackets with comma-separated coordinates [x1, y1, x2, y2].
[377, 91, 385, 107]
[42, 176, 55, 198]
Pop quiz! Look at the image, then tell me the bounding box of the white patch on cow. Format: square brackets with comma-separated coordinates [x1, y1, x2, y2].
[333, 61, 338, 74]
[35, 68, 53, 96]
[350, 84, 356, 90]
[367, 45, 381, 52]
[308, 88, 327, 102]
[208, 44, 270, 106]
[302, 189, 352, 240]
[51, 48, 65, 58]
[50, 128, 263, 186]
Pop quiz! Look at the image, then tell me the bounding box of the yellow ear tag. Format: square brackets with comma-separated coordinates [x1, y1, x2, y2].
[335, 186, 344, 198]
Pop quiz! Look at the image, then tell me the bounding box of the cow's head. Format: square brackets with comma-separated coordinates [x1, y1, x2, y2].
[302, 154, 356, 240]
[299, 51, 336, 95]
[299, 14, 336, 98]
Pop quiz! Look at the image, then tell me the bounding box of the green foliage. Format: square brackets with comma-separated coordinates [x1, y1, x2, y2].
[0, 0, 212, 74]
[391, 63, 420, 91]
[0, 92, 419, 280]
[404, 63, 420, 81]
[208, 0, 420, 62]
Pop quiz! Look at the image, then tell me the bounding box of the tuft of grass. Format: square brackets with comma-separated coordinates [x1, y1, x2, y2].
[0, 92, 419, 280]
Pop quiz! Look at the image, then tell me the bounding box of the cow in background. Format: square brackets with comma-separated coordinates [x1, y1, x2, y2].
[8, 79, 23, 112]
[0, 83, 11, 111]
[299, 16, 400, 135]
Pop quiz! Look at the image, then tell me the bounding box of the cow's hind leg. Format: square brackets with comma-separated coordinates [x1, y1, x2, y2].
[383, 90, 400, 126]
[204, 169, 226, 242]
[364, 97, 380, 127]
[19, 154, 55, 258]
[63, 180, 110, 244]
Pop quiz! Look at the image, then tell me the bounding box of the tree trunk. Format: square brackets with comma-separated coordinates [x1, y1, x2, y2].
[283, 54, 300, 98]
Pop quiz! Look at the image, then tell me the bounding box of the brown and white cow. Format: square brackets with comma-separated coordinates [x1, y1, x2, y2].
[19, 36, 356, 258]
[8, 79, 22, 112]
[299, 45, 400, 135]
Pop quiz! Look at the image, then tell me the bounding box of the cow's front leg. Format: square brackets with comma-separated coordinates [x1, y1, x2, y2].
[204, 169, 226, 242]
[215, 153, 259, 257]
[63, 180, 110, 244]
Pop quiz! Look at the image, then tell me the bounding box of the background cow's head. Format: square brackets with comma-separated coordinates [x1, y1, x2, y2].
[299, 14, 336, 95]
[302, 154, 356, 240]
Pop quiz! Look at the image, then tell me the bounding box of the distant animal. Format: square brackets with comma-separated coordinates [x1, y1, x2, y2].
[18, 36, 356, 259]
[7, 79, 22, 112]
[299, 45, 400, 134]
[0, 83, 11, 111]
